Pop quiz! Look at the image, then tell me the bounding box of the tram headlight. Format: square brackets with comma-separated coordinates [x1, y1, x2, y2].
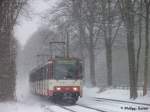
[56, 87, 61, 91]
[73, 87, 78, 91]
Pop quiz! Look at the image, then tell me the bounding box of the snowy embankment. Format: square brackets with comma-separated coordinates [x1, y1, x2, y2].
[0, 87, 150, 112]
[81, 87, 150, 104]
[77, 87, 150, 112]
[0, 102, 43, 112]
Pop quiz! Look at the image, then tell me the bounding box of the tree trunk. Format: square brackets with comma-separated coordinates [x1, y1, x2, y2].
[126, 25, 137, 99]
[78, 18, 86, 83]
[0, 35, 15, 101]
[126, 1, 137, 99]
[72, 0, 86, 83]
[89, 48, 96, 87]
[0, 0, 25, 101]
[143, 0, 150, 96]
[89, 24, 96, 87]
[119, 0, 137, 99]
[102, 0, 113, 87]
[105, 42, 112, 86]
[85, 0, 96, 87]
[136, 0, 142, 86]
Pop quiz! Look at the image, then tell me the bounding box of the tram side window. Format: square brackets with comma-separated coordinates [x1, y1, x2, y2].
[29, 73, 33, 82]
[35, 70, 37, 81]
[42, 66, 47, 80]
[41, 67, 44, 80]
[32, 73, 35, 82]
[30, 70, 40, 82]
[79, 62, 83, 79]
[42, 66, 46, 80]
[48, 63, 52, 79]
[32, 73, 34, 81]
[30, 65, 49, 82]
[40, 67, 46, 80]
[31, 71, 36, 82]
[45, 65, 48, 80]
[36, 69, 41, 81]
[39, 68, 43, 81]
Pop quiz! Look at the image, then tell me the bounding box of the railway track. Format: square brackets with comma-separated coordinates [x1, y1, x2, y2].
[43, 103, 74, 112]
[76, 104, 111, 112]
[57, 104, 110, 112]
[55, 104, 77, 112]
[45, 101, 112, 112]
[43, 97, 150, 112]
[93, 97, 150, 106]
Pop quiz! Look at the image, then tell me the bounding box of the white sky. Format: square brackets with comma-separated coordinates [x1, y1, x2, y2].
[14, 0, 57, 46]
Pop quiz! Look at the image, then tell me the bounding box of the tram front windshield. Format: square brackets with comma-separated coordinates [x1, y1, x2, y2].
[54, 60, 77, 80]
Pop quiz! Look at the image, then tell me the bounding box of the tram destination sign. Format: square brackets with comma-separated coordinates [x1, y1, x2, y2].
[56, 60, 76, 64]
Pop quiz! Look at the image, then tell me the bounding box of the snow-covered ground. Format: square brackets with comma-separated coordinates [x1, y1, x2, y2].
[82, 87, 150, 104]
[0, 87, 150, 112]
[78, 87, 150, 112]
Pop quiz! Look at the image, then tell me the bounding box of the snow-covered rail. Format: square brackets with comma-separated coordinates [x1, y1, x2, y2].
[43, 106, 56, 112]
[47, 102, 110, 112]
[55, 105, 77, 112]
[54, 104, 109, 112]
[42, 103, 76, 112]
[93, 97, 150, 106]
[76, 104, 109, 112]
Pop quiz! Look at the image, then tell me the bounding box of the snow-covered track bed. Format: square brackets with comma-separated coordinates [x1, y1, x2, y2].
[76, 104, 109, 112]
[77, 97, 150, 112]
[43, 105, 74, 112]
[53, 104, 78, 112]
[53, 100, 107, 112]
[40, 102, 74, 112]
[54, 104, 109, 112]
[93, 97, 150, 106]
[46, 102, 110, 112]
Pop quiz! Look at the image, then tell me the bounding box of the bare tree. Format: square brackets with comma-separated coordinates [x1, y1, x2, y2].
[135, 0, 143, 91]
[118, 0, 137, 99]
[143, 0, 150, 96]
[101, 0, 113, 87]
[0, 0, 28, 101]
[99, 0, 122, 87]
[83, 0, 97, 86]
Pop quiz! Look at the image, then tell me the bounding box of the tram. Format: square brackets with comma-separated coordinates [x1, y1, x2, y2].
[29, 57, 83, 104]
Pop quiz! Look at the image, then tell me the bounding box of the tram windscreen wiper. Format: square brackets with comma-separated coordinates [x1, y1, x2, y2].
[65, 71, 74, 79]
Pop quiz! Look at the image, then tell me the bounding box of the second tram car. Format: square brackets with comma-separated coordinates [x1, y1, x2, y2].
[29, 57, 83, 104]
